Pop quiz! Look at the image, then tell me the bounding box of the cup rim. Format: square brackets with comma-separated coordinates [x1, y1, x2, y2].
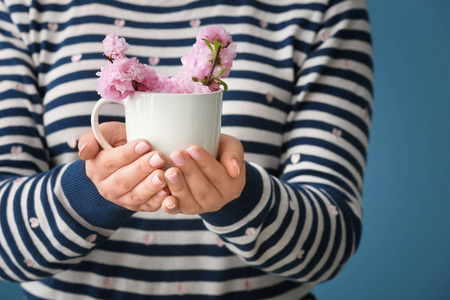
[131, 89, 223, 97]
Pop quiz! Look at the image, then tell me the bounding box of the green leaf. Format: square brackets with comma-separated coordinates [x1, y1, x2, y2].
[213, 39, 225, 50]
[192, 77, 198, 82]
[213, 40, 224, 59]
[202, 38, 214, 54]
[215, 78, 228, 91]
[217, 66, 228, 77]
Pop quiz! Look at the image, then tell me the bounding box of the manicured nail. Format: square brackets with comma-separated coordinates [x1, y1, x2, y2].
[152, 174, 163, 186]
[157, 189, 167, 197]
[150, 153, 164, 167]
[167, 172, 179, 184]
[187, 147, 201, 160]
[134, 142, 150, 154]
[166, 203, 176, 210]
[135, 142, 151, 154]
[170, 152, 185, 166]
[78, 142, 88, 156]
[232, 159, 240, 176]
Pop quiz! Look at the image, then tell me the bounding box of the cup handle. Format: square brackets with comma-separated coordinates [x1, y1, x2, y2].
[91, 98, 123, 150]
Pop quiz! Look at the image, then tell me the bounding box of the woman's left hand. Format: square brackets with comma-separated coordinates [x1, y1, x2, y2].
[161, 134, 246, 214]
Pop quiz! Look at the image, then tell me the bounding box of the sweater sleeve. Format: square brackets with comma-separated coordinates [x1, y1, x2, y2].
[0, 2, 133, 282]
[201, 0, 373, 283]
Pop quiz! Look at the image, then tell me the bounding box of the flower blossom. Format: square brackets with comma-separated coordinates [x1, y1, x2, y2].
[181, 25, 237, 91]
[96, 57, 158, 102]
[102, 33, 129, 60]
[96, 25, 236, 100]
[170, 72, 211, 94]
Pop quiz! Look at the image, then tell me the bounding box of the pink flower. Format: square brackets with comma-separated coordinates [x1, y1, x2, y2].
[102, 34, 129, 59]
[213, 42, 236, 78]
[96, 57, 158, 101]
[181, 25, 236, 90]
[138, 63, 159, 92]
[170, 72, 211, 94]
[96, 26, 236, 98]
[181, 46, 211, 82]
[154, 73, 172, 93]
[196, 25, 233, 48]
[208, 80, 221, 92]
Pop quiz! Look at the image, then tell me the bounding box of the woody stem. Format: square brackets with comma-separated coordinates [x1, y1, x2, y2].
[205, 45, 222, 86]
[103, 54, 113, 63]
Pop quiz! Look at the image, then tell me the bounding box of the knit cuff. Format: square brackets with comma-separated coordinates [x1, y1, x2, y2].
[61, 159, 134, 230]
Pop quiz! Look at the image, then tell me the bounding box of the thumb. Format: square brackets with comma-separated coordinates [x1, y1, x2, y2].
[218, 134, 245, 178]
[78, 122, 127, 160]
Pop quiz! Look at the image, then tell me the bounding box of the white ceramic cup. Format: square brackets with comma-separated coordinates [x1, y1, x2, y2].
[91, 90, 223, 164]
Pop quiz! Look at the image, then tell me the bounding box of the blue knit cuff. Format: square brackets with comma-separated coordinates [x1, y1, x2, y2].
[61, 160, 134, 230]
[200, 162, 264, 227]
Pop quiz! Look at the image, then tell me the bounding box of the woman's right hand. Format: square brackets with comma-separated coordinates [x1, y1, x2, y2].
[78, 122, 168, 212]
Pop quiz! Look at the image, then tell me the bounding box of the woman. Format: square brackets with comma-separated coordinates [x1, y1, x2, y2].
[0, 0, 373, 299]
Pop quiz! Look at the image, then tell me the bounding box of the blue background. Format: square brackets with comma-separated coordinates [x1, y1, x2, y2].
[1, 1, 449, 299]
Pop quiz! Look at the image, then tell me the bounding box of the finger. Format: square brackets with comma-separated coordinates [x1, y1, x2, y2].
[161, 195, 179, 214]
[217, 134, 245, 178]
[101, 151, 166, 198]
[164, 166, 203, 214]
[92, 139, 154, 180]
[187, 140, 245, 202]
[119, 169, 167, 211]
[169, 151, 222, 212]
[186, 146, 231, 188]
[187, 146, 243, 202]
[78, 122, 127, 160]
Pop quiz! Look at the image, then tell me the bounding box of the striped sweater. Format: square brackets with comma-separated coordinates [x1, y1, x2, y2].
[0, 0, 373, 299]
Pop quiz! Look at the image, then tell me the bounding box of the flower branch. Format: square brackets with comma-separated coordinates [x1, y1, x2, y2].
[96, 25, 236, 102]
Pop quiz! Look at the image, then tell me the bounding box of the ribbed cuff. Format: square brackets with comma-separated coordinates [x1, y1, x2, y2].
[200, 162, 265, 227]
[61, 160, 134, 230]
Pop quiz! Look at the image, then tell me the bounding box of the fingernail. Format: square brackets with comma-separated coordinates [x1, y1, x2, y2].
[78, 142, 88, 156]
[152, 174, 163, 186]
[187, 147, 201, 160]
[166, 203, 176, 210]
[232, 159, 240, 176]
[167, 172, 179, 184]
[150, 153, 164, 167]
[170, 152, 185, 166]
[157, 189, 167, 197]
[135, 142, 151, 154]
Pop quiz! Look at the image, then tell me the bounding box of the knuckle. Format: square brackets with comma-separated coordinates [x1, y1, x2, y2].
[85, 164, 95, 179]
[99, 188, 111, 201]
[211, 172, 227, 186]
[140, 198, 162, 212]
[103, 158, 117, 172]
[140, 178, 154, 193]
[113, 173, 131, 190]
[192, 185, 212, 202]
[122, 147, 136, 161]
[86, 163, 101, 183]
[137, 159, 151, 176]
[128, 191, 145, 205]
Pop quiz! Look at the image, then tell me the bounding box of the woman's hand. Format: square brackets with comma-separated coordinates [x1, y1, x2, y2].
[161, 134, 246, 215]
[78, 122, 169, 212]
